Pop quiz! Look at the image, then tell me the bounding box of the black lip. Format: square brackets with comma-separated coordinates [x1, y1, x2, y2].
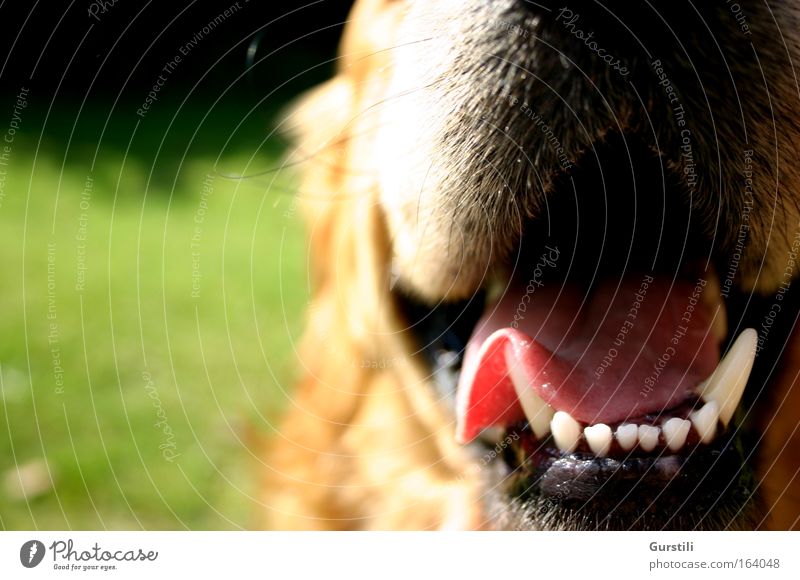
[490, 430, 762, 530]
[497, 423, 758, 529]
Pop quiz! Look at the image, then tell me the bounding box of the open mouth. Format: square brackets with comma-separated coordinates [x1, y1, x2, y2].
[397, 261, 764, 528]
[406, 264, 761, 528]
[394, 138, 768, 529]
[455, 270, 755, 458]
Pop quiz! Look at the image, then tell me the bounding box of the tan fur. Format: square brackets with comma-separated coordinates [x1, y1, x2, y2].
[264, 1, 482, 529]
[264, 0, 800, 530]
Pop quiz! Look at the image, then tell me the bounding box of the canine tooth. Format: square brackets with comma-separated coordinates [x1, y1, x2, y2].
[662, 418, 691, 451]
[615, 424, 638, 451]
[505, 345, 554, 439]
[551, 411, 581, 453]
[584, 424, 612, 457]
[689, 400, 719, 444]
[697, 328, 757, 426]
[638, 425, 660, 452]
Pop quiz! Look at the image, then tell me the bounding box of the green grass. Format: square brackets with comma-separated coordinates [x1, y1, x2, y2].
[0, 99, 307, 529]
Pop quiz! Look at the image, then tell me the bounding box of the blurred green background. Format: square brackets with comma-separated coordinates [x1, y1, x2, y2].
[0, 1, 352, 529]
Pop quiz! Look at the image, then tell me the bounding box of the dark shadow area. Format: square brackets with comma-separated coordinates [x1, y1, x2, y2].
[0, 1, 354, 187]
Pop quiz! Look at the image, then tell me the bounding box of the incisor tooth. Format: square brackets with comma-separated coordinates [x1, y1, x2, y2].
[689, 400, 719, 444]
[551, 411, 581, 453]
[638, 425, 660, 452]
[662, 418, 691, 451]
[615, 424, 638, 451]
[697, 328, 757, 426]
[584, 424, 612, 457]
[505, 345, 554, 439]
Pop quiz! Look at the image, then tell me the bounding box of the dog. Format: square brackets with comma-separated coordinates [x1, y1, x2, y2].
[264, 0, 800, 530]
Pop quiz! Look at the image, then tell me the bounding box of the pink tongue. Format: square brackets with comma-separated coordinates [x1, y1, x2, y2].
[455, 274, 720, 443]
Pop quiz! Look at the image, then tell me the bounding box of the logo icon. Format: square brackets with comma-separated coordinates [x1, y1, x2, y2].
[20, 540, 45, 568]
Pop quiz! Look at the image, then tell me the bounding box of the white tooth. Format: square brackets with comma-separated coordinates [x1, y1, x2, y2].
[584, 424, 612, 457]
[697, 328, 757, 426]
[550, 411, 581, 453]
[505, 345, 554, 439]
[662, 418, 691, 451]
[689, 400, 719, 444]
[638, 425, 660, 452]
[615, 424, 638, 451]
